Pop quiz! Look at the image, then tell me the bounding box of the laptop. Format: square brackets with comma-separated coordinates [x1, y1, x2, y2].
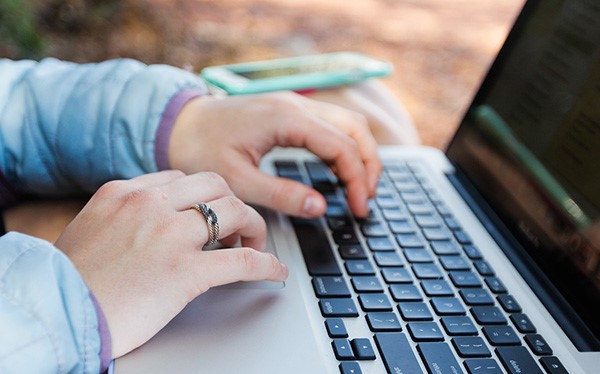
[113, 0, 600, 372]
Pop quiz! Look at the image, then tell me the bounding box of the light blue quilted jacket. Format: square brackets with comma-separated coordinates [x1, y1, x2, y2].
[0, 58, 206, 373]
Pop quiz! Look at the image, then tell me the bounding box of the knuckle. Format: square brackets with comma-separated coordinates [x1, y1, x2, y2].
[95, 179, 129, 199]
[121, 187, 162, 207]
[240, 247, 258, 273]
[203, 171, 231, 193]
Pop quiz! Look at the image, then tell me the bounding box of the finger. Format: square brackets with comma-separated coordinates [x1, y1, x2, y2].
[185, 196, 267, 250]
[159, 172, 235, 210]
[229, 165, 327, 218]
[303, 99, 382, 197]
[275, 107, 371, 217]
[199, 247, 289, 288]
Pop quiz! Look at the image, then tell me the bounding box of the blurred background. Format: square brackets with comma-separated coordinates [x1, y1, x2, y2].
[1, 0, 524, 147]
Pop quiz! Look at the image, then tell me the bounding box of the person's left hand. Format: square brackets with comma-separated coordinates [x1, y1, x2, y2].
[168, 91, 382, 219]
[55, 170, 288, 357]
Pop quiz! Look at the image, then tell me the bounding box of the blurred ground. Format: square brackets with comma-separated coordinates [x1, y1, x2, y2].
[24, 0, 524, 147]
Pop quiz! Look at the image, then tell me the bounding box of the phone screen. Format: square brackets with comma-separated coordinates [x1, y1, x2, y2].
[235, 61, 360, 80]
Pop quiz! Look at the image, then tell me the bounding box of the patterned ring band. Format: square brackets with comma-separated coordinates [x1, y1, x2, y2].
[190, 203, 220, 246]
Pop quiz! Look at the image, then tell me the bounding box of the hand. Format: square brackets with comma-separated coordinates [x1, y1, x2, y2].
[308, 79, 421, 145]
[54, 170, 288, 358]
[168, 91, 382, 218]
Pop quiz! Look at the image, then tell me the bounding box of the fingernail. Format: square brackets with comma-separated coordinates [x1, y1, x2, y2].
[281, 263, 289, 277]
[303, 195, 324, 217]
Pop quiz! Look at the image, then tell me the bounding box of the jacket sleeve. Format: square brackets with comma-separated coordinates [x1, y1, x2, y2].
[0, 232, 108, 373]
[0, 58, 207, 204]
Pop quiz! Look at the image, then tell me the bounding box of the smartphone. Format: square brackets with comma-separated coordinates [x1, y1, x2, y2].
[200, 52, 393, 95]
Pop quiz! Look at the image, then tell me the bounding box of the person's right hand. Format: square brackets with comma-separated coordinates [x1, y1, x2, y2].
[168, 91, 382, 219]
[54, 170, 288, 359]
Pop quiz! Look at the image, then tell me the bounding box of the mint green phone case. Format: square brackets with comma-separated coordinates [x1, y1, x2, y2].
[200, 52, 393, 95]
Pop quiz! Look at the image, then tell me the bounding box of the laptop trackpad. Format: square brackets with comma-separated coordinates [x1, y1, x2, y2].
[215, 212, 285, 290]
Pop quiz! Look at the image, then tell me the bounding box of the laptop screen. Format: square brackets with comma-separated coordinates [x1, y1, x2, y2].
[447, 0, 600, 350]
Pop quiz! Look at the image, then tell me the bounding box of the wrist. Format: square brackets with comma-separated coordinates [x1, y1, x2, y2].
[154, 89, 205, 171]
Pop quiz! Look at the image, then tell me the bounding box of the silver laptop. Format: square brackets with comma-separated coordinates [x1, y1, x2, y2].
[113, 0, 600, 372]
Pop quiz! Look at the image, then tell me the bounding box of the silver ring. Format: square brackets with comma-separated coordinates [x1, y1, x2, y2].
[190, 203, 220, 245]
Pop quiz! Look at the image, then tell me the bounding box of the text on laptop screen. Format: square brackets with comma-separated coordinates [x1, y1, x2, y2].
[447, 0, 600, 349]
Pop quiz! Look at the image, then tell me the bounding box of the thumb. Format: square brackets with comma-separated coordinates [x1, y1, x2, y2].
[231, 167, 327, 218]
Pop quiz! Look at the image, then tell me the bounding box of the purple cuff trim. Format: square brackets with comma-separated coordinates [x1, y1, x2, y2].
[0, 168, 19, 208]
[90, 291, 112, 373]
[154, 88, 205, 170]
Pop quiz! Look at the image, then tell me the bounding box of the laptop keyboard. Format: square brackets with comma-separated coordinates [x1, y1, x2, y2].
[274, 159, 569, 374]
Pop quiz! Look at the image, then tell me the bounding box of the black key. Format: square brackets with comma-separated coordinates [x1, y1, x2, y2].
[389, 284, 422, 301]
[415, 214, 441, 228]
[454, 229, 472, 244]
[464, 359, 503, 373]
[539, 356, 569, 374]
[421, 279, 454, 297]
[382, 208, 409, 221]
[413, 263, 443, 279]
[431, 241, 461, 255]
[497, 294, 522, 313]
[332, 339, 355, 360]
[352, 276, 383, 293]
[431, 297, 466, 315]
[408, 322, 444, 342]
[339, 362, 362, 374]
[361, 223, 388, 237]
[367, 237, 396, 251]
[339, 244, 367, 259]
[377, 196, 401, 209]
[327, 216, 352, 230]
[496, 346, 543, 374]
[439, 255, 470, 271]
[510, 313, 536, 333]
[401, 191, 427, 204]
[345, 260, 375, 275]
[396, 233, 426, 248]
[444, 217, 462, 230]
[418, 342, 463, 373]
[462, 245, 482, 259]
[524, 334, 553, 355]
[441, 316, 478, 336]
[373, 251, 404, 267]
[471, 306, 507, 325]
[325, 318, 348, 338]
[327, 203, 348, 218]
[422, 227, 452, 241]
[275, 161, 301, 179]
[407, 203, 434, 215]
[381, 267, 413, 283]
[293, 219, 341, 275]
[450, 271, 482, 287]
[485, 277, 507, 294]
[452, 337, 491, 358]
[460, 288, 494, 306]
[404, 248, 434, 263]
[333, 230, 360, 244]
[319, 298, 359, 317]
[304, 160, 333, 181]
[358, 294, 393, 312]
[312, 276, 351, 298]
[351, 338, 376, 360]
[374, 333, 422, 374]
[483, 326, 521, 346]
[473, 260, 495, 276]
[366, 312, 402, 332]
[389, 219, 417, 234]
[398, 302, 433, 321]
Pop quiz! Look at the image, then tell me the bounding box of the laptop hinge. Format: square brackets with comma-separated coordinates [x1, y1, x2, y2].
[447, 168, 600, 352]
